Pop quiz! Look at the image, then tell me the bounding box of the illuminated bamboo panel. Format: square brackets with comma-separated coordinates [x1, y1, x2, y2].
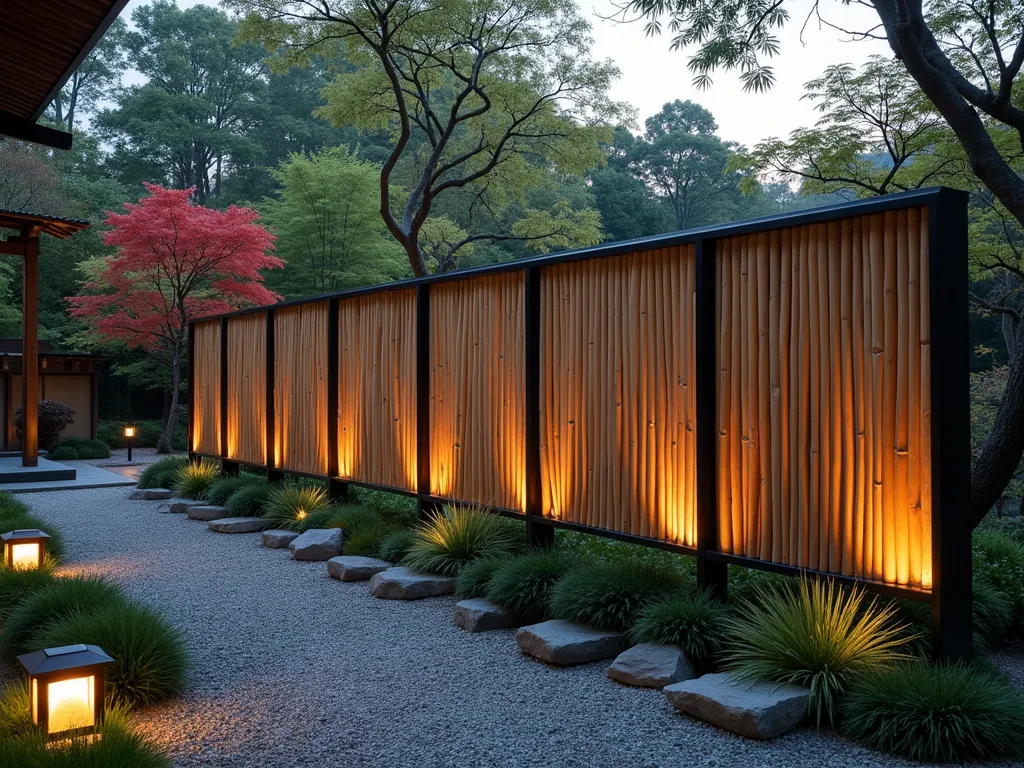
[273, 302, 329, 475]
[715, 208, 931, 587]
[191, 320, 221, 455]
[540, 246, 697, 545]
[226, 313, 266, 465]
[430, 273, 525, 510]
[337, 289, 417, 491]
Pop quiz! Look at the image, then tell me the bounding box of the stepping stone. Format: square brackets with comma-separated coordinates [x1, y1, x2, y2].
[289, 528, 343, 561]
[608, 643, 695, 688]
[129, 488, 173, 500]
[369, 566, 455, 600]
[209, 517, 267, 533]
[156, 498, 193, 514]
[454, 598, 517, 632]
[327, 556, 391, 582]
[263, 530, 299, 549]
[663, 672, 809, 740]
[186, 505, 229, 521]
[515, 620, 625, 666]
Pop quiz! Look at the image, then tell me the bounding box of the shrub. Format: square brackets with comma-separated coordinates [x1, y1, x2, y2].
[15, 401, 76, 449]
[263, 483, 330, 531]
[80, 439, 111, 460]
[344, 520, 399, 557]
[0, 567, 55, 623]
[456, 556, 509, 599]
[171, 459, 220, 500]
[226, 481, 274, 517]
[723, 578, 909, 727]
[49, 438, 110, 460]
[1, 576, 127, 656]
[48, 445, 79, 461]
[549, 561, 687, 632]
[206, 473, 265, 506]
[894, 580, 1015, 657]
[402, 505, 523, 576]
[379, 528, 417, 563]
[0, 512, 64, 562]
[35, 602, 187, 709]
[99, 419, 186, 451]
[354, 488, 418, 527]
[972, 529, 1024, 636]
[843, 663, 1024, 762]
[557, 530, 697, 576]
[0, 492, 29, 517]
[326, 505, 382, 534]
[630, 591, 730, 671]
[486, 551, 575, 621]
[137, 456, 188, 489]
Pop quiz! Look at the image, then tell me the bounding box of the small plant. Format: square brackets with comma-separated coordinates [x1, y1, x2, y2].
[0, 491, 29, 517]
[843, 663, 1024, 762]
[0, 567, 55, 623]
[402, 505, 523, 576]
[973, 529, 1024, 636]
[549, 561, 687, 632]
[379, 528, 417, 563]
[137, 455, 188, 489]
[48, 445, 80, 461]
[486, 551, 575, 621]
[171, 459, 220, 499]
[2, 576, 127, 656]
[971, 579, 1013, 649]
[355, 488, 418, 527]
[226, 480, 274, 516]
[49, 438, 110, 460]
[456, 556, 509, 599]
[723, 578, 910, 727]
[15, 400, 76, 449]
[344, 520, 400, 557]
[206, 473, 265, 506]
[630, 591, 730, 671]
[263, 483, 330, 531]
[36, 602, 187, 709]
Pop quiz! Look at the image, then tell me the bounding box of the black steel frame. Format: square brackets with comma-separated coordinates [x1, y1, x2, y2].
[188, 187, 971, 660]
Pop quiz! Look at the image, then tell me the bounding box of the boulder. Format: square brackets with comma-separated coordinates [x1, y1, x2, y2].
[454, 598, 517, 632]
[129, 488, 173, 500]
[369, 566, 455, 600]
[289, 528, 343, 561]
[262, 530, 299, 549]
[208, 517, 267, 534]
[156, 498, 193, 514]
[663, 672, 809, 740]
[515, 620, 625, 666]
[186, 505, 229, 521]
[327, 556, 392, 582]
[607, 643, 695, 688]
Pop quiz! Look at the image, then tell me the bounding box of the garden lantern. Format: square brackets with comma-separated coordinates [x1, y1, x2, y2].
[1, 528, 50, 570]
[124, 424, 135, 462]
[18, 644, 114, 740]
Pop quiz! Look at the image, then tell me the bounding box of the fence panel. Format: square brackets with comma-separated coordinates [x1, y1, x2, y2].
[191, 320, 221, 455]
[226, 313, 267, 466]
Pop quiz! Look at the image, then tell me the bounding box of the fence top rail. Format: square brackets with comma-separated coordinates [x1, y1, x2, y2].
[191, 186, 962, 327]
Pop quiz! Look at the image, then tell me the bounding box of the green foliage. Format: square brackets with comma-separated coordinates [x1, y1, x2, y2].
[36, 602, 187, 708]
[226, 481, 274, 517]
[48, 446, 80, 461]
[15, 401, 76, 450]
[0, 492, 29, 517]
[0, 568, 56, 623]
[486, 551, 576, 622]
[171, 459, 221, 500]
[353, 489, 417, 528]
[344, 520, 399, 558]
[263, 483, 330, 531]
[98, 420, 182, 450]
[402, 505, 523, 576]
[973, 529, 1024, 636]
[723, 579, 910, 727]
[2, 577, 127, 656]
[556, 530, 696, 578]
[206, 473, 266, 506]
[136, 456, 188, 490]
[455, 556, 509, 599]
[972, 579, 1014, 648]
[379, 528, 417, 563]
[843, 663, 1024, 763]
[549, 561, 686, 631]
[49, 438, 111, 460]
[630, 591, 730, 671]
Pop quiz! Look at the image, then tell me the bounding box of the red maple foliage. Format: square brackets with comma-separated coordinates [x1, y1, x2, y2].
[68, 183, 282, 451]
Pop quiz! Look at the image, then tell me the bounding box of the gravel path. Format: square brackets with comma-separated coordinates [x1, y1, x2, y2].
[21, 487, 1024, 768]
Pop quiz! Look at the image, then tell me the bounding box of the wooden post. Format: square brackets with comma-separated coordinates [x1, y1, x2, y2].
[416, 284, 433, 520]
[327, 298, 347, 502]
[21, 230, 39, 467]
[220, 317, 229, 462]
[265, 309, 284, 483]
[524, 266, 553, 548]
[187, 322, 196, 461]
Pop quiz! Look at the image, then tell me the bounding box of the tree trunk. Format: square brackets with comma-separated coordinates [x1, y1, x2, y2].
[155, 345, 182, 454]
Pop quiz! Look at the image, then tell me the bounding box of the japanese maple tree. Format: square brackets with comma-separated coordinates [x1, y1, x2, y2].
[69, 183, 282, 453]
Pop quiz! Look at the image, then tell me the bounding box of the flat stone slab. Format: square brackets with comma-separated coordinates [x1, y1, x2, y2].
[327, 556, 392, 582]
[516, 620, 626, 666]
[130, 488, 173, 500]
[263, 530, 299, 549]
[186, 505, 229, 521]
[369, 566, 456, 600]
[454, 598, 517, 632]
[289, 528, 343, 561]
[209, 517, 267, 533]
[663, 672, 809, 740]
[608, 643, 695, 688]
[156, 498, 193, 514]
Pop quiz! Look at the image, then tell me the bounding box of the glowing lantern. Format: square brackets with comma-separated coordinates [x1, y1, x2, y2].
[18, 644, 114, 740]
[124, 425, 136, 462]
[1, 528, 50, 570]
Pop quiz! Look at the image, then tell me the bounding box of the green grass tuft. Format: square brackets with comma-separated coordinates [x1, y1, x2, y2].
[455, 556, 509, 599]
[379, 528, 417, 563]
[485, 551, 576, 622]
[136, 456, 189, 489]
[206, 473, 266, 506]
[549, 561, 687, 632]
[36, 602, 188, 709]
[226, 481, 274, 517]
[262, 483, 331, 532]
[402, 505, 523, 576]
[0, 567, 56, 623]
[352, 488, 418, 527]
[630, 591, 730, 671]
[0, 491, 30, 517]
[171, 459, 220, 500]
[723, 578, 910, 727]
[843, 663, 1024, 762]
[344, 519, 399, 557]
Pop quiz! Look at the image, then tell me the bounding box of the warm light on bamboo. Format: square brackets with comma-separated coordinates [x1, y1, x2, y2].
[226, 313, 267, 465]
[191, 321, 221, 454]
[273, 303, 329, 475]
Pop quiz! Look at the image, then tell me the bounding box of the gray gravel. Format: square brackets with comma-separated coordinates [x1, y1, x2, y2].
[21, 486, 1024, 768]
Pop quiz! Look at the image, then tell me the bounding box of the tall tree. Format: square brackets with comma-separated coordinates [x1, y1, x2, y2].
[46, 18, 128, 132]
[623, 0, 1024, 526]
[0, 141, 67, 213]
[68, 184, 282, 452]
[231, 0, 625, 276]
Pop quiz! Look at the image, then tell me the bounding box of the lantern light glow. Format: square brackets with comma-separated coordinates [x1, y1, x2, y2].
[123, 426, 135, 438]
[18, 644, 113, 740]
[2, 529, 50, 570]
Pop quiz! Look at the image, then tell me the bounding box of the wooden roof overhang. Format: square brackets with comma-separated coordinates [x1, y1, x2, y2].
[0, 0, 130, 149]
[0, 209, 90, 252]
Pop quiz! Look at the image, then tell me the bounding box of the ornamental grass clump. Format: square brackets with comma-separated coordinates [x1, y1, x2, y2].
[137, 455, 188, 490]
[486, 551, 575, 622]
[402, 505, 523, 576]
[171, 459, 220, 500]
[549, 561, 687, 632]
[0, 567, 55, 623]
[723, 578, 909, 727]
[843, 663, 1024, 763]
[344, 520, 400, 558]
[972, 529, 1024, 636]
[226, 480, 274, 517]
[456, 556, 509, 599]
[263, 483, 330, 531]
[630, 591, 730, 671]
[379, 528, 417, 563]
[206, 473, 265, 506]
